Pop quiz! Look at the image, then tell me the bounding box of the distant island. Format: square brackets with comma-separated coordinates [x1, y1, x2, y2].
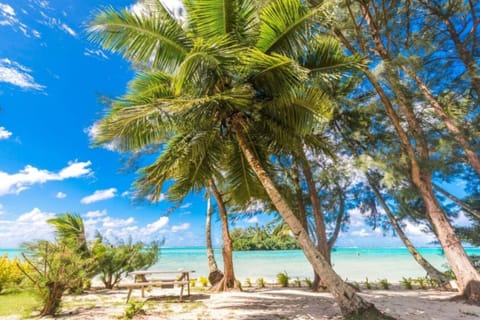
[231, 225, 300, 251]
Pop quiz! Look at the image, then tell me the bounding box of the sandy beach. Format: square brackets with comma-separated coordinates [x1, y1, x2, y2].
[9, 285, 476, 320]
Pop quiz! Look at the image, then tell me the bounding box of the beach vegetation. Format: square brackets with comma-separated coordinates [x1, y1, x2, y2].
[123, 300, 146, 319]
[17, 240, 93, 316]
[414, 277, 427, 290]
[245, 278, 252, 287]
[0, 289, 40, 317]
[378, 279, 390, 290]
[304, 277, 313, 288]
[277, 272, 289, 288]
[231, 225, 300, 251]
[91, 234, 160, 289]
[363, 278, 373, 290]
[198, 276, 209, 287]
[256, 278, 266, 288]
[400, 278, 414, 290]
[0, 255, 32, 293]
[293, 277, 302, 288]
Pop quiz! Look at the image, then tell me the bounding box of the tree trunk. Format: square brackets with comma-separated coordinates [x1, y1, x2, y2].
[432, 183, 480, 219]
[233, 117, 393, 319]
[41, 282, 65, 316]
[205, 188, 224, 286]
[209, 179, 239, 292]
[366, 174, 450, 287]
[298, 154, 330, 291]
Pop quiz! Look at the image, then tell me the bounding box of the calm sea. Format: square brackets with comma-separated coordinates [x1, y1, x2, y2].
[3, 247, 480, 282]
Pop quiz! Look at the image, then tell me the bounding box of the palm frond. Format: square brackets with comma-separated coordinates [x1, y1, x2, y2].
[256, 0, 328, 57]
[88, 5, 190, 71]
[241, 49, 308, 95]
[173, 35, 240, 96]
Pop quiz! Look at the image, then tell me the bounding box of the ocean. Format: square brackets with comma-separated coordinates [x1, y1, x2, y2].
[3, 247, 480, 282]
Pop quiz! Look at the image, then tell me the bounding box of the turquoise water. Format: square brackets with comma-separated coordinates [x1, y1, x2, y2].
[3, 247, 480, 282]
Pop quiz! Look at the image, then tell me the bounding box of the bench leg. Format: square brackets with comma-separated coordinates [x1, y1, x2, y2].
[141, 286, 145, 298]
[126, 288, 133, 303]
[179, 284, 184, 301]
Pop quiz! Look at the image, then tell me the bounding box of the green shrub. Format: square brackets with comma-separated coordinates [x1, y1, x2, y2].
[245, 278, 252, 287]
[292, 277, 301, 288]
[124, 301, 145, 319]
[277, 272, 289, 287]
[401, 277, 414, 290]
[256, 278, 266, 288]
[414, 277, 427, 289]
[304, 277, 312, 288]
[198, 276, 209, 287]
[364, 277, 372, 289]
[0, 255, 32, 293]
[378, 279, 390, 290]
[92, 235, 160, 289]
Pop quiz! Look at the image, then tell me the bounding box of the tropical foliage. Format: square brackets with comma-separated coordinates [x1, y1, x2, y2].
[231, 225, 299, 250]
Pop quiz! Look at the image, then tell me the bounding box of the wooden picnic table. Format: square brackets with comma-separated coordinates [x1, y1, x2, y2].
[125, 270, 195, 303]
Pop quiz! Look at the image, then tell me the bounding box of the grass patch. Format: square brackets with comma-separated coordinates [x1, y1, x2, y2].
[0, 289, 40, 317]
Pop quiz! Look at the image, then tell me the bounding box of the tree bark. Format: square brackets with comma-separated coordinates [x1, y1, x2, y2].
[205, 188, 224, 286]
[432, 183, 480, 219]
[233, 117, 393, 319]
[366, 174, 450, 286]
[209, 179, 238, 291]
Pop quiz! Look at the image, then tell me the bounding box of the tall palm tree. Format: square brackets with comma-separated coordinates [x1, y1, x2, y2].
[47, 213, 88, 256]
[89, 0, 393, 317]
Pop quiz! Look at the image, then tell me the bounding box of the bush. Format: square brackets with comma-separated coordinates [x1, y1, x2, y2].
[0, 255, 32, 293]
[198, 276, 209, 287]
[19, 241, 93, 316]
[256, 278, 266, 288]
[304, 277, 312, 288]
[378, 279, 390, 290]
[401, 277, 414, 290]
[124, 301, 145, 319]
[245, 278, 252, 287]
[277, 272, 289, 287]
[92, 235, 160, 289]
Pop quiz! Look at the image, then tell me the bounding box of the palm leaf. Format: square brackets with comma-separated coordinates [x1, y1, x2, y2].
[256, 0, 328, 57]
[88, 5, 190, 71]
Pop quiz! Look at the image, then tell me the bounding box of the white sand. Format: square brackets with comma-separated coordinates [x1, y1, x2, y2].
[31, 286, 480, 320]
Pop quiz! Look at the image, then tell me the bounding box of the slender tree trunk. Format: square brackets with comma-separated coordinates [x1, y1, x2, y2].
[365, 174, 450, 286]
[41, 282, 65, 316]
[327, 184, 345, 250]
[233, 117, 393, 319]
[292, 162, 309, 230]
[433, 183, 480, 219]
[209, 179, 238, 291]
[205, 188, 223, 286]
[298, 155, 330, 291]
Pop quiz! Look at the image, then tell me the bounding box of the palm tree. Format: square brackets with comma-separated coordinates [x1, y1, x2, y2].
[88, 0, 394, 317]
[47, 213, 89, 256]
[204, 188, 223, 286]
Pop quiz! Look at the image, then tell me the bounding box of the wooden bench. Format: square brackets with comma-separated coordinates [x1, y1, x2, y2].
[125, 270, 195, 303]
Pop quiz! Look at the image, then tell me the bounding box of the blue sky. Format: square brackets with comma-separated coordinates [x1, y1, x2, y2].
[0, 0, 471, 249]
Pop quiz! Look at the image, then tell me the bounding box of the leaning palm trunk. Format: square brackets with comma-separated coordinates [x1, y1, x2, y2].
[209, 180, 239, 292]
[205, 188, 223, 286]
[233, 118, 393, 319]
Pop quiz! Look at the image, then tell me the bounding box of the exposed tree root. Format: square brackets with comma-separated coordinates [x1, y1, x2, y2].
[344, 306, 397, 320]
[209, 276, 242, 293]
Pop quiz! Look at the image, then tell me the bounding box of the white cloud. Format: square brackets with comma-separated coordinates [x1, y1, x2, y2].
[102, 216, 135, 228]
[84, 209, 107, 218]
[0, 204, 4, 215]
[171, 222, 190, 232]
[0, 3, 14, 16]
[0, 208, 55, 247]
[84, 48, 109, 60]
[0, 126, 12, 139]
[121, 190, 131, 197]
[144, 216, 169, 234]
[55, 191, 66, 199]
[180, 202, 191, 209]
[0, 58, 45, 90]
[60, 23, 76, 36]
[0, 160, 92, 196]
[38, 11, 76, 37]
[245, 216, 259, 224]
[81, 188, 117, 204]
[452, 211, 472, 227]
[351, 228, 372, 237]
